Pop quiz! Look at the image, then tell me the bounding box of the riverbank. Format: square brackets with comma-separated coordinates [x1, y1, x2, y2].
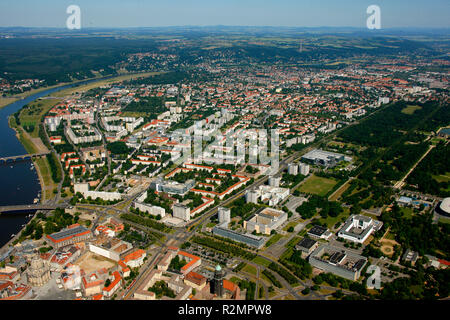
[8, 122, 52, 203]
[0, 71, 162, 249]
[0, 81, 81, 109]
[51, 71, 161, 98]
[0, 71, 160, 109]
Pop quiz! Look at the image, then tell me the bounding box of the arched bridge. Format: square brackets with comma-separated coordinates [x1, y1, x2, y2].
[0, 151, 50, 164]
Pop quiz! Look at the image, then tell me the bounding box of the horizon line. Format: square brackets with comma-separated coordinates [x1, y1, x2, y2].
[0, 25, 449, 30]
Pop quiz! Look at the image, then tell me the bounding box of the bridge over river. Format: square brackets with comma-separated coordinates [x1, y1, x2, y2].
[0, 203, 68, 214]
[0, 151, 50, 164]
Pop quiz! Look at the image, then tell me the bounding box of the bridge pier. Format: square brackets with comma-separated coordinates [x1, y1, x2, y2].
[0, 152, 49, 165]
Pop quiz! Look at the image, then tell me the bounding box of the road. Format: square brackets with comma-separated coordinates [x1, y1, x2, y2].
[393, 144, 435, 189]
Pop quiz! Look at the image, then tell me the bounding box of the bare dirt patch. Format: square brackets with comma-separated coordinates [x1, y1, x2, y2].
[74, 251, 116, 273]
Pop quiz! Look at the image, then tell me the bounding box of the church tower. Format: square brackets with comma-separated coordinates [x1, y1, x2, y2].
[211, 264, 224, 297]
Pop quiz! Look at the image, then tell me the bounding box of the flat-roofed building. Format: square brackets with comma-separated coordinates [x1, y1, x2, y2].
[244, 207, 287, 235]
[299, 163, 310, 176]
[309, 244, 368, 281]
[307, 225, 332, 240]
[88, 236, 133, 262]
[245, 189, 259, 204]
[212, 224, 265, 248]
[295, 237, 319, 256]
[287, 163, 298, 175]
[337, 215, 383, 244]
[218, 207, 231, 224]
[150, 178, 195, 196]
[301, 149, 351, 167]
[173, 203, 191, 222]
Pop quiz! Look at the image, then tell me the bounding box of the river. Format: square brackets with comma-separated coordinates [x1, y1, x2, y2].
[0, 77, 112, 248]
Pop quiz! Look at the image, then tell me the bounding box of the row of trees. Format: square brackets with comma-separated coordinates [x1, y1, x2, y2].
[120, 213, 172, 233]
[190, 235, 256, 260]
[262, 269, 282, 288]
[268, 262, 298, 285]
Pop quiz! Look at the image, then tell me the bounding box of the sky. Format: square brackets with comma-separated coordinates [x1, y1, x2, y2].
[0, 0, 449, 29]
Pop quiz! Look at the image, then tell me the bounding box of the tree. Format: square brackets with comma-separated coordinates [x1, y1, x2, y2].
[333, 290, 344, 299]
[350, 204, 361, 215]
[301, 287, 310, 295]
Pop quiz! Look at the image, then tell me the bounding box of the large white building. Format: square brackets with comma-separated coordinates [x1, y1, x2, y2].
[299, 163, 310, 176]
[245, 189, 259, 204]
[337, 215, 383, 244]
[65, 126, 102, 145]
[133, 191, 166, 218]
[287, 163, 298, 175]
[258, 185, 290, 206]
[218, 207, 231, 224]
[173, 204, 191, 222]
[74, 183, 122, 202]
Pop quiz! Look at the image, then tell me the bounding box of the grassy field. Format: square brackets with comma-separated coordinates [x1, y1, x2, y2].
[317, 207, 350, 229]
[34, 157, 57, 202]
[19, 98, 62, 138]
[283, 221, 299, 231]
[439, 216, 450, 224]
[285, 236, 301, 249]
[401, 105, 422, 115]
[264, 234, 283, 248]
[432, 173, 450, 183]
[298, 174, 339, 197]
[400, 207, 415, 219]
[329, 179, 351, 201]
[252, 256, 271, 267]
[242, 264, 257, 276]
[229, 276, 241, 284]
